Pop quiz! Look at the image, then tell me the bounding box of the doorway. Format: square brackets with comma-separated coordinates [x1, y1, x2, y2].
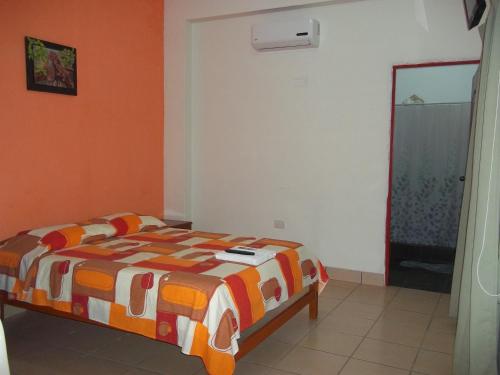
[386, 61, 479, 293]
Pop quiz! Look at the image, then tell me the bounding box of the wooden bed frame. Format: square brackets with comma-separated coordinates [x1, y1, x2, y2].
[0, 281, 318, 364]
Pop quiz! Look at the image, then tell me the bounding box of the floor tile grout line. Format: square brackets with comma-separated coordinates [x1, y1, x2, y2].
[295, 308, 436, 365]
[328, 282, 361, 375]
[243, 336, 300, 369]
[333, 354, 351, 374]
[249, 357, 305, 375]
[375, 302, 454, 364]
[346, 284, 422, 372]
[409, 289, 448, 372]
[334, 285, 394, 373]
[343, 285, 401, 308]
[348, 357, 418, 373]
[277, 285, 359, 374]
[338, 282, 388, 374]
[325, 281, 360, 301]
[74, 351, 165, 374]
[355, 336, 428, 351]
[270, 281, 361, 375]
[197, 286, 453, 374]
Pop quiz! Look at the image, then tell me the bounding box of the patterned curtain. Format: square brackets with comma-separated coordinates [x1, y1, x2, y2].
[390, 103, 471, 248]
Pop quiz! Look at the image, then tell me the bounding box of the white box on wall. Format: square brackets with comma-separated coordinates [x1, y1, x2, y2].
[251, 18, 320, 50]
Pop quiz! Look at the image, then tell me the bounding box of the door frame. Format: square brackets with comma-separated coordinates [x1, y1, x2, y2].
[385, 59, 480, 285]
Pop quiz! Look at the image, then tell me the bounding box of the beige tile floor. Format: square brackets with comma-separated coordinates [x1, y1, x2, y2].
[3, 281, 456, 375]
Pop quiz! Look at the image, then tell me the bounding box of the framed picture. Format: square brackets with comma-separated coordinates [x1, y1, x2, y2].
[25, 36, 77, 96]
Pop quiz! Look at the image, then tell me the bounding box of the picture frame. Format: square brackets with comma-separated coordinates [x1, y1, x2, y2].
[25, 36, 77, 96]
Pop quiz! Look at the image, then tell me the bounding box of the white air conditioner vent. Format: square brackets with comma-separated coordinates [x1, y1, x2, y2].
[252, 18, 320, 51]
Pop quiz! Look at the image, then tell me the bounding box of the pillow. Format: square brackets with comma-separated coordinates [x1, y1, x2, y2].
[3, 213, 165, 253]
[100, 212, 166, 236]
[27, 222, 117, 251]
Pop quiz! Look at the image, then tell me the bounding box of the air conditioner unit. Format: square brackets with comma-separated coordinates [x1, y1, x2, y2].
[251, 18, 320, 51]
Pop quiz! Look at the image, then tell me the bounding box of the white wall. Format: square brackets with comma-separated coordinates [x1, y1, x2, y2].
[165, 0, 482, 274]
[164, 0, 344, 220]
[396, 64, 479, 104]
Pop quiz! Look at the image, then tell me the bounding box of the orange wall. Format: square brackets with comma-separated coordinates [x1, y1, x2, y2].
[0, 0, 164, 239]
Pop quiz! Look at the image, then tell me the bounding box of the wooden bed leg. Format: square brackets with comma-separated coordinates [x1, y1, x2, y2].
[308, 282, 319, 320]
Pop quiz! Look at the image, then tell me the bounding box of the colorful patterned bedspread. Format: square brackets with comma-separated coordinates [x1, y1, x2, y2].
[0, 214, 328, 375]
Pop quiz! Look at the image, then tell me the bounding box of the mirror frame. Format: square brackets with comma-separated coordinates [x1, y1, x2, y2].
[385, 60, 480, 285]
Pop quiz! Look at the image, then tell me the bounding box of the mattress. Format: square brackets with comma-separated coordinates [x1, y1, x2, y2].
[0, 214, 328, 375]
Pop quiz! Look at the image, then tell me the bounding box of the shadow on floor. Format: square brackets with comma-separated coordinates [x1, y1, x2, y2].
[389, 242, 455, 293]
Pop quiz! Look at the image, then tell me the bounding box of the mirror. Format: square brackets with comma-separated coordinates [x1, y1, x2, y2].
[388, 62, 479, 293]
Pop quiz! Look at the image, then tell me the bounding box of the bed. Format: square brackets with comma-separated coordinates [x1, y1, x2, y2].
[0, 213, 328, 375]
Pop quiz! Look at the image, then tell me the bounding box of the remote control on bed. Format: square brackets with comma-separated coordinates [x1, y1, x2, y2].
[225, 249, 255, 256]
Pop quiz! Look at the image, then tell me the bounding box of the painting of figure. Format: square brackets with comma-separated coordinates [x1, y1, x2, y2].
[25, 36, 77, 95]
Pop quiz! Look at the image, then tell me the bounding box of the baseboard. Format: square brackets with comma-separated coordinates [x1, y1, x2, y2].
[361, 271, 385, 286]
[326, 267, 385, 286]
[327, 267, 361, 283]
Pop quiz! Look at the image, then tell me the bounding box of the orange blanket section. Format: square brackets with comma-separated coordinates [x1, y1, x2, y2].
[191, 323, 236, 375]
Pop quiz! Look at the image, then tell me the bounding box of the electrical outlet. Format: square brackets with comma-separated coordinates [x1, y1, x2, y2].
[274, 220, 285, 229]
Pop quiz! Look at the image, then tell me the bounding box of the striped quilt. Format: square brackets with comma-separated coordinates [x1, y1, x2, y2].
[0, 213, 328, 375]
